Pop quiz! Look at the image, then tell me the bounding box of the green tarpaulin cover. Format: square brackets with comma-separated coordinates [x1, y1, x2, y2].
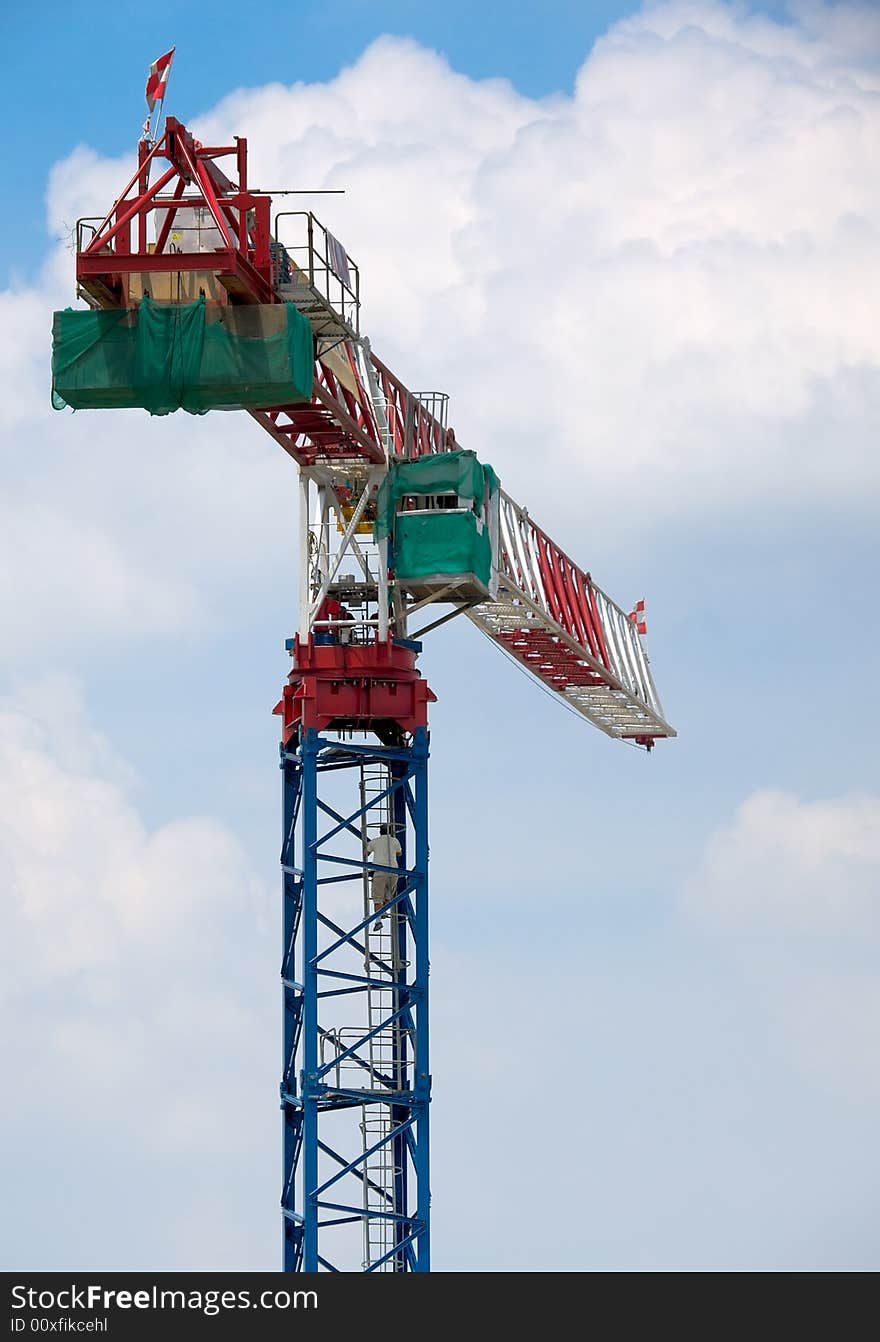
[374, 450, 500, 590]
[51, 296, 314, 415]
[393, 510, 493, 588]
[374, 450, 499, 541]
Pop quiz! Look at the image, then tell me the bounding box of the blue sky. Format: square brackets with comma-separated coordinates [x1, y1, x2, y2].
[2, 0, 880, 1271]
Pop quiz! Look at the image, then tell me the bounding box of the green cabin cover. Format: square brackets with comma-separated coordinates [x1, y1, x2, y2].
[374, 449, 500, 588]
[51, 296, 314, 415]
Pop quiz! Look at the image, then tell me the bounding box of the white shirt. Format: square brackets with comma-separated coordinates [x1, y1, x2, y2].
[366, 834, 401, 868]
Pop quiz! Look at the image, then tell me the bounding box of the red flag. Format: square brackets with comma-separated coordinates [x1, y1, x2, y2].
[145, 48, 175, 113]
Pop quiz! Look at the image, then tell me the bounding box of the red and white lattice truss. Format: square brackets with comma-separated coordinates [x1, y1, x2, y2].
[250, 341, 448, 470]
[468, 497, 672, 744]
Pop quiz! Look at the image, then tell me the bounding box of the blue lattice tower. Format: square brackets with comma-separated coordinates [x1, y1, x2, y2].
[278, 640, 432, 1273]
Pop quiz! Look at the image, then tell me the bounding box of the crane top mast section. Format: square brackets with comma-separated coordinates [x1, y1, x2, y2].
[69, 117, 675, 748]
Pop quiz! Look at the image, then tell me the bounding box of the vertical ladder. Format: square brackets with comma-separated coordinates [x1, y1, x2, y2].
[359, 760, 407, 1270]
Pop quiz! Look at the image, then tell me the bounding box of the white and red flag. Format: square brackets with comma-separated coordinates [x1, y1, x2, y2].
[628, 600, 647, 636]
[145, 47, 175, 113]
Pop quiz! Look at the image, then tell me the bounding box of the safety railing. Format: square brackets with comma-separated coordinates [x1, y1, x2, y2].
[273, 211, 360, 334]
[75, 218, 104, 254]
[412, 392, 448, 434]
[370, 357, 452, 459]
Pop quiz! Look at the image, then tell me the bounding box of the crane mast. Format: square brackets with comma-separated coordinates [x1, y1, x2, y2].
[56, 114, 675, 1273]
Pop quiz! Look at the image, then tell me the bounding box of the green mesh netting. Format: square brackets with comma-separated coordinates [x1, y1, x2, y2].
[374, 450, 499, 541]
[51, 296, 314, 415]
[393, 511, 493, 588]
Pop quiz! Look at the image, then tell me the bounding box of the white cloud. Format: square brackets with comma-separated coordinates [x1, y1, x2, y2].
[0, 678, 276, 1244]
[685, 785, 880, 1107]
[686, 787, 880, 933]
[3, 674, 136, 788]
[0, 498, 199, 656]
[187, 3, 880, 537]
[0, 683, 267, 982]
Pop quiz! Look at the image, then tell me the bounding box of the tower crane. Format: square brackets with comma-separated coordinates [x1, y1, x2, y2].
[53, 114, 675, 1274]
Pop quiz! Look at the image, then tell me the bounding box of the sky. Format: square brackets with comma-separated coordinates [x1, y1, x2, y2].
[2, 0, 880, 1272]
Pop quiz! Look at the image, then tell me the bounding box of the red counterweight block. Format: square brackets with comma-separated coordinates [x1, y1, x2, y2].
[274, 639, 436, 742]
